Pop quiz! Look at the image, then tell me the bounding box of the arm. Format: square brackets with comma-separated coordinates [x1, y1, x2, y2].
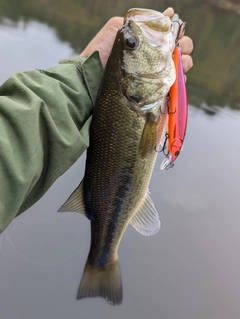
[0, 52, 103, 232]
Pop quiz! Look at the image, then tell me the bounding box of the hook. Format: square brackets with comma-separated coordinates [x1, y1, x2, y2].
[155, 132, 169, 156]
[159, 94, 176, 115]
[159, 95, 169, 114]
[176, 22, 186, 44]
[168, 98, 176, 115]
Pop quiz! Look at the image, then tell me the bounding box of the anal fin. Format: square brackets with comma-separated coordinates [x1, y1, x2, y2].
[58, 181, 86, 215]
[130, 190, 160, 236]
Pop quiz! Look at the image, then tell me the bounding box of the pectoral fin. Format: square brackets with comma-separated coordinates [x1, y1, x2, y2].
[130, 190, 160, 236]
[58, 181, 86, 216]
[139, 118, 159, 158]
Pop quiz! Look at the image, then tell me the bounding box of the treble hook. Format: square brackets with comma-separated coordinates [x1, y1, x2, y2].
[159, 95, 169, 115]
[159, 94, 176, 115]
[155, 132, 169, 156]
[176, 22, 186, 44]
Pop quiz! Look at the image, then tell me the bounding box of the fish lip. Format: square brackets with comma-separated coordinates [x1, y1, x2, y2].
[123, 9, 180, 49]
[125, 8, 180, 25]
[125, 8, 166, 23]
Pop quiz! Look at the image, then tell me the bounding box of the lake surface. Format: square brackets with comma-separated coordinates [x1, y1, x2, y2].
[0, 1, 240, 318]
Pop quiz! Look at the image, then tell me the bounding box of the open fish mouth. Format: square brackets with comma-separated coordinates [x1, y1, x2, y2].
[125, 8, 180, 48]
[126, 8, 172, 28]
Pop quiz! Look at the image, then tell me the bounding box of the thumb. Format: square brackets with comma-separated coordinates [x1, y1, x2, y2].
[163, 7, 174, 18]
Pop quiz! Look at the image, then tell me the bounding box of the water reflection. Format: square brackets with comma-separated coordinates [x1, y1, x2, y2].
[1, 0, 240, 109]
[0, 105, 239, 319]
[0, 19, 75, 81]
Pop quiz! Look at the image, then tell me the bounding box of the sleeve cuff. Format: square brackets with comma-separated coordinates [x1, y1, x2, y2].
[59, 51, 104, 105]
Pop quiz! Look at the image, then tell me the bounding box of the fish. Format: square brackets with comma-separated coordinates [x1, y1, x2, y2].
[160, 44, 188, 171]
[59, 8, 180, 305]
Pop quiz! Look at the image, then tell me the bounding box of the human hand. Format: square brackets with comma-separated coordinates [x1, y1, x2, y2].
[80, 17, 123, 68]
[80, 7, 193, 77]
[165, 7, 193, 81]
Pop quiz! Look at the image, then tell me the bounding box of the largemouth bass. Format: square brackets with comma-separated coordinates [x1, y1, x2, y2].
[59, 8, 180, 305]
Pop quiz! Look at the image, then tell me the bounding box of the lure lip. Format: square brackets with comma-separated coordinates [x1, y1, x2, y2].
[159, 154, 174, 171]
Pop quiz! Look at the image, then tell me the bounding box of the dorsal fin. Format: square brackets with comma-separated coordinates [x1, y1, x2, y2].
[58, 181, 86, 216]
[130, 190, 160, 236]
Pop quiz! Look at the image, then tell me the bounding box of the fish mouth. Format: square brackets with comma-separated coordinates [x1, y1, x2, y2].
[125, 8, 171, 30]
[124, 8, 180, 48]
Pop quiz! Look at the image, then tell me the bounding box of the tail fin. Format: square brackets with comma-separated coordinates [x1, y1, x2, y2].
[77, 260, 122, 305]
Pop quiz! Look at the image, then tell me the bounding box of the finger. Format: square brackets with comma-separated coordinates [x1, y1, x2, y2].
[163, 11, 186, 39]
[106, 16, 124, 31]
[179, 36, 194, 55]
[163, 7, 174, 18]
[182, 55, 193, 74]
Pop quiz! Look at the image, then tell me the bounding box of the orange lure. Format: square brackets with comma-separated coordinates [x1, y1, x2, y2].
[160, 45, 188, 170]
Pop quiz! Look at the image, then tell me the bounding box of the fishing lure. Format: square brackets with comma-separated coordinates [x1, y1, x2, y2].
[160, 45, 188, 171]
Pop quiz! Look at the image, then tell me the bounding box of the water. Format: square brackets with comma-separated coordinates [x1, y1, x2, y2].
[0, 1, 240, 318]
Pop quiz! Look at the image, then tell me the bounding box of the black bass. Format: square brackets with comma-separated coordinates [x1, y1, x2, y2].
[59, 8, 180, 305]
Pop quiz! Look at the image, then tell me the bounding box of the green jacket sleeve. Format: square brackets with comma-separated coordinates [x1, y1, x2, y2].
[0, 51, 103, 233]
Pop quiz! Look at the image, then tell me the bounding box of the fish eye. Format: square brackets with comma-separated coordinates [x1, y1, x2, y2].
[125, 36, 138, 50]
